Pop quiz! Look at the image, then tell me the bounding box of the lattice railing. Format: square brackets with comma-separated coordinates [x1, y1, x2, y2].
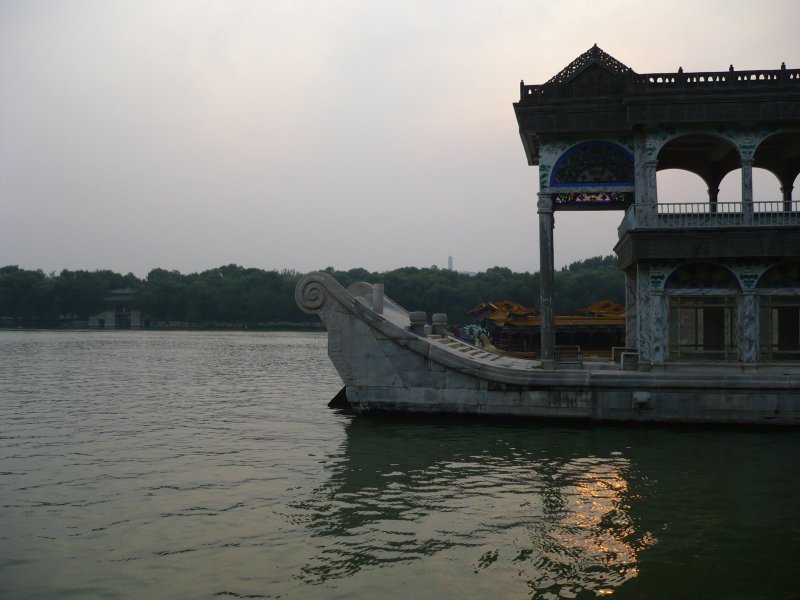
[624, 201, 800, 229]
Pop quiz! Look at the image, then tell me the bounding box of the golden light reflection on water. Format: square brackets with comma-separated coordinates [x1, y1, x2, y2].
[525, 456, 658, 597]
[295, 422, 659, 598]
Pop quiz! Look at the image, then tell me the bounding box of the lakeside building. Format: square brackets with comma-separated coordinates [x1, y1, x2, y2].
[468, 300, 625, 357]
[87, 288, 145, 329]
[514, 45, 800, 368]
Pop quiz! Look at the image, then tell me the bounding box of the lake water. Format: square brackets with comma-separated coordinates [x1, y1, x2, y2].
[1, 330, 799, 599]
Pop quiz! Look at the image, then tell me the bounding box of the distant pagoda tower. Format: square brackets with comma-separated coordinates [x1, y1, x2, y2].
[448, 255, 454, 271]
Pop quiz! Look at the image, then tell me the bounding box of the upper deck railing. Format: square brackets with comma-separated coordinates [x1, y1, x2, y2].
[520, 66, 800, 101]
[632, 66, 800, 89]
[618, 200, 800, 235]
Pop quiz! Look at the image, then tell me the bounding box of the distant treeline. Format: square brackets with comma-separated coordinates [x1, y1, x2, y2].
[0, 256, 623, 327]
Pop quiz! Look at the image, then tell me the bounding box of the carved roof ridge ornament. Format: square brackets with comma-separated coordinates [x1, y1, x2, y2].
[546, 44, 635, 85]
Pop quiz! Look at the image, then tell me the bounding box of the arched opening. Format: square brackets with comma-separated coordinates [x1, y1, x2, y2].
[665, 263, 739, 361]
[718, 167, 780, 207]
[548, 140, 636, 283]
[665, 263, 739, 289]
[550, 141, 634, 210]
[656, 169, 709, 205]
[551, 142, 634, 186]
[657, 134, 740, 211]
[753, 132, 800, 211]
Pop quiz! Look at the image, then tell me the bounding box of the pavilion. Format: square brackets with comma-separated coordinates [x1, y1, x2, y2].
[514, 45, 800, 369]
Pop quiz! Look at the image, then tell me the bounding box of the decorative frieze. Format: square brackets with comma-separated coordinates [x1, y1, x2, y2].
[716, 126, 777, 161]
[644, 130, 673, 160]
[650, 271, 665, 289]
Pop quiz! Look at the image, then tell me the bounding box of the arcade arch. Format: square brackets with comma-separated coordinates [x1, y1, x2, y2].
[717, 167, 782, 205]
[656, 134, 739, 207]
[754, 131, 800, 209]
[655, 169, 709, 205]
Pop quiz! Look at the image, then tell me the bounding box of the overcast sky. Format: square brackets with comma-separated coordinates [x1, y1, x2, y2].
[1, 0, 797, 277]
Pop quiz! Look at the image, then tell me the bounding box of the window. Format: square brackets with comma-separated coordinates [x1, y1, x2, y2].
[668, 296, 738, 361]
[759, 296, 800, 361]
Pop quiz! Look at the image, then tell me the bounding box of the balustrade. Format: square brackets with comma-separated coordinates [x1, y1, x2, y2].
[519, 67, 800, 102]
[632, 68, 799, 88]
[619, 201, 800, 232]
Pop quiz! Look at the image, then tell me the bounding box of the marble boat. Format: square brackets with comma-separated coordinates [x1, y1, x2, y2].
[296, 47, 800, 425]
[295, 273, 800, 424]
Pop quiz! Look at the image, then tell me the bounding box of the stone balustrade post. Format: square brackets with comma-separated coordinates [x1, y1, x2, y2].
[431, 313, 448, 337]
[408, 311, 427, 336]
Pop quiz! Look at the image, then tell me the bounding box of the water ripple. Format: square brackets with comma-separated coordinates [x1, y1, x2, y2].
[2, 331, 799, 599]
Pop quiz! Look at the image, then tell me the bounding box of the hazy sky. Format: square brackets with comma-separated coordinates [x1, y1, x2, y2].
[1, 0, 797, 277]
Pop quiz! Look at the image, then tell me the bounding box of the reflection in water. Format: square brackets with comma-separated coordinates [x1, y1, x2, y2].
[3, 331, 800, 599]
[291, 418, 657, 597]
[534, 457, 657, 597]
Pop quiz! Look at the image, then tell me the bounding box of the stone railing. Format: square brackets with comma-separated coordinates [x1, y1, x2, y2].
[633, 66, 800, 89]
[658, 201, 747, 228]
[519, 66, 800, 101]
[619, 201, 800, 233]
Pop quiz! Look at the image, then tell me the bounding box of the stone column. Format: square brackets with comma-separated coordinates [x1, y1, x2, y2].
[781, 184, 794, 212]
[741, 158, 754, 224]
[650, 290, 667, 366]
[633, 132, 647, 222]
[642, 159, 659, 226]
[625, 268, 637, 348]
[739, 290, 759, 364]
[636, 263, 651, 370]
[708, 187, 720, 213]
[538, 192, 555, 367]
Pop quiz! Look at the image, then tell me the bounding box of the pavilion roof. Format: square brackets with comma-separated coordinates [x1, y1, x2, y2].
[583, 299, 626, 317]
[470, 298, 624, 327]
[467, 300, 537, 317]
[546, 44, 634, 85]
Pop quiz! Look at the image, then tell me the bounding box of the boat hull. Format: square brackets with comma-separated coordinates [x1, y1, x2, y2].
[296, 273, 800, 425]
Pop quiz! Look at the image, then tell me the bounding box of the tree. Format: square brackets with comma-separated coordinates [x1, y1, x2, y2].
[0, 256, 624, 327]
